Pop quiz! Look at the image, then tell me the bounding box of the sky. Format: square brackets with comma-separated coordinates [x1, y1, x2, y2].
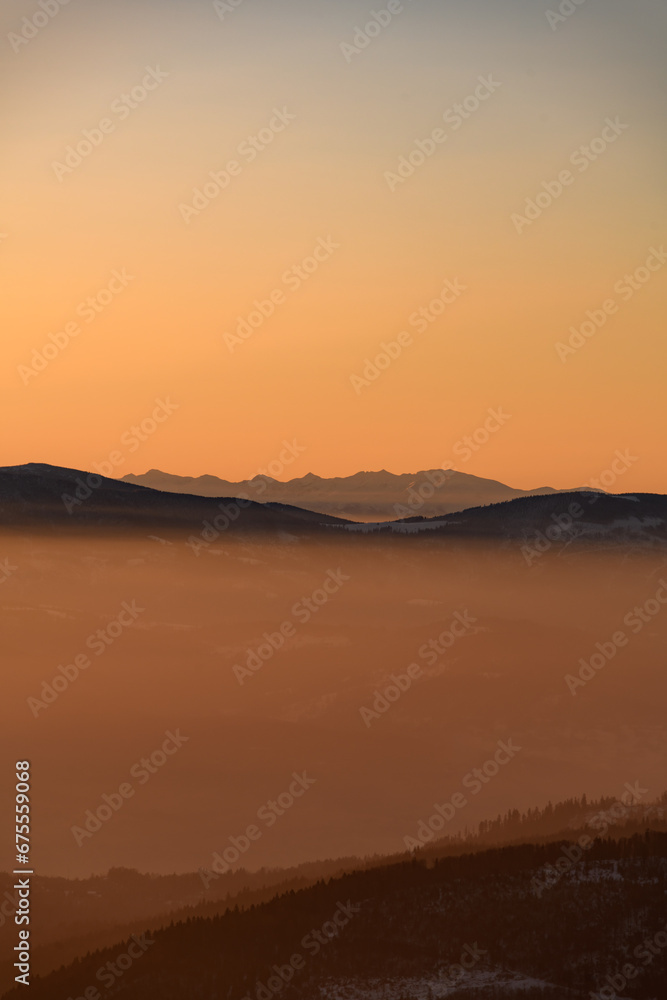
[2, 0, 666, 491]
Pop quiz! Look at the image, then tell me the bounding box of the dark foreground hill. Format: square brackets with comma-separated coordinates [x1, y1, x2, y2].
[342, 489, 667, 549]
[1, 465, 666, 551]
[6, 832, 667, 1000]
[0, 464, 347, 533]
[1, 794, 664, 992]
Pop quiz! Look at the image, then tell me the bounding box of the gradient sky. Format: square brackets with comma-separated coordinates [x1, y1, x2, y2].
[2, 0, 666, 491]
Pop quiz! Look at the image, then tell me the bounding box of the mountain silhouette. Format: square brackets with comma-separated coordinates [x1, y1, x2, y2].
[0, 463, 347, 533]
[121, 467, 598, 522]
[1, 464, 665, 547]
[6, 831, 667, 1000]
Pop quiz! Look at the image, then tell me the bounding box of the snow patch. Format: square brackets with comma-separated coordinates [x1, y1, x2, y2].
[317, 969, 560, 999]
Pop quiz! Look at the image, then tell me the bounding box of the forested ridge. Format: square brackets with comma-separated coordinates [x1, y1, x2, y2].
[6, 831, 666, 1000]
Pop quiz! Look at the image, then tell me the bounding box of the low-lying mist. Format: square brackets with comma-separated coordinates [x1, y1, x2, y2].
[1, 528, 665, 878]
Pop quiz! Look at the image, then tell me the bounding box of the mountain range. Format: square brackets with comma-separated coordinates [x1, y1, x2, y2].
[1, 464, 665, 550]
[2, 463, 666, 998]
[121, 467, 598, 522]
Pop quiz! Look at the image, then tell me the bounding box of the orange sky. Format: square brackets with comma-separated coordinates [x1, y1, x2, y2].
[2, 0, 666, 492]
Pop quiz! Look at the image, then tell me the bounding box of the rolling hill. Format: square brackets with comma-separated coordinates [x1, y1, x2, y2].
[2, 465, 665, 550]
[5, 831, 667, 1000]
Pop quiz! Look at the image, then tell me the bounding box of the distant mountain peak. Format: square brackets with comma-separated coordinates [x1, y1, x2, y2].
[118, 467, 609, 523]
